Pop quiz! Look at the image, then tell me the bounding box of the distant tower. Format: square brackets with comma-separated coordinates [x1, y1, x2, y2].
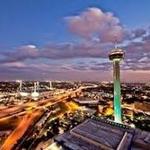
[31, 82, 39, 99]
[19, 80, 22, 92]
[49, 81, 53, 90]
[18, 80, 28, 97]
[109, 47, 124, 123]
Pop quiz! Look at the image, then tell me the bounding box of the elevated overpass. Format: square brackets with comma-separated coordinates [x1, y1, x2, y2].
[0, 86, 91, 150]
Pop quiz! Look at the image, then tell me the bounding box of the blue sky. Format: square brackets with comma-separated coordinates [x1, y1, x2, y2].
[0, 0, 150, 47]
[0, 0, 150, 81]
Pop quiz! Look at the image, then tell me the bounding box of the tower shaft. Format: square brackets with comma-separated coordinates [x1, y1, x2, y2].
[113, 60, 122, 123]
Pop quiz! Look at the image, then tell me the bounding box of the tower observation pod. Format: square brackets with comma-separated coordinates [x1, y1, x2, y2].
[109, 48, 124, 123]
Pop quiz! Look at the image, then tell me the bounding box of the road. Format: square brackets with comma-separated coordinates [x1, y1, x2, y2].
[123, 105, 150, 115]
[1, 109, 43, 150]
[0, 86, 86, 150]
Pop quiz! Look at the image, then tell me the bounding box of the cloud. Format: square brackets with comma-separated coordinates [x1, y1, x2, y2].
[0, 45, 39, 63]
[0, 31, 150, 75]
[138, 56, 149, 62]
[0, 28, 150, 75]
[143, 34, 150, 41]
[0, 7, 150, 81]
[66, 7, 124, 42]
[2, 62, 26, 68]
[0, 42, 112, 63]
[132, 28, 146, 38]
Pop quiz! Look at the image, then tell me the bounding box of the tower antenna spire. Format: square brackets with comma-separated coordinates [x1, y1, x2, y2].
[114, 36, 118, 49]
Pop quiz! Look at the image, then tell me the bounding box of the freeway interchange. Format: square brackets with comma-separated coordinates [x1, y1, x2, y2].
[0, 86, 85, 150]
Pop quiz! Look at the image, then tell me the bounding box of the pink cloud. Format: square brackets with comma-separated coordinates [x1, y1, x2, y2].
[66, 7, 124, 42]
[2, 62, 26, 68]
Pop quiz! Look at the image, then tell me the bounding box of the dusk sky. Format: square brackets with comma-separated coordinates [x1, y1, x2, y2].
[0, 0, 150, 82]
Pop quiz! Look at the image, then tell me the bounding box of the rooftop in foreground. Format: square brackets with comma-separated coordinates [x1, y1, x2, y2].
[55, 117, 150, 150]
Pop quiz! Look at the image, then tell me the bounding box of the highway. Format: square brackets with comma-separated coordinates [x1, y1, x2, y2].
[0, 86, 86, 150]
[1, 110, 43, 150]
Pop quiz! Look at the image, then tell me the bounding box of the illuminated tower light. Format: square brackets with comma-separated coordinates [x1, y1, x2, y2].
[109, 48, 124, 123]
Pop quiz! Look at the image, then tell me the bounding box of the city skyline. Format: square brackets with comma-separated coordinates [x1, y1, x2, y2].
[0, 0, 150, 82]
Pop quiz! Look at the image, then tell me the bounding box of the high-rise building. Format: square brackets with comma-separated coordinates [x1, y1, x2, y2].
[109, 48, 124, 123]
